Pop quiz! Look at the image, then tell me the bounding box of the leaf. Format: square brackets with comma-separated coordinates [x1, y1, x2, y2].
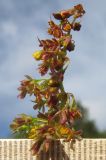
[30, 139, 44, 155]
[60, 110, 67, 125]
[32, 79, 49, 90]
[44, 140, 50, 152]
[59, 126, 70, 135]
[39, 79, 49, 90]
[25, 75, 32, 80]
[32, 50, 43, 60]
[32, 117, 48, 124]
[67, 93, 77, 108]
[62, 57, 70, 73]
[37, 112, 48, 120]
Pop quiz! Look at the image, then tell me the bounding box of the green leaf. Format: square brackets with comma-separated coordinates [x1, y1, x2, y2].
[25, 75, 32, 80]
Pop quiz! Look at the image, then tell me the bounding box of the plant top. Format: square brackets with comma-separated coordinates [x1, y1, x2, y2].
[10, 4, 85, 155]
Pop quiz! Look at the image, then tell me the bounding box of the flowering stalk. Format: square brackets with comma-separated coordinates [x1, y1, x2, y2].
[10, 4, 85, 155]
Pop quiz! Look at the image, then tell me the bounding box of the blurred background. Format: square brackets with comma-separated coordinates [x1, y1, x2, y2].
[0, 0, 106, 138]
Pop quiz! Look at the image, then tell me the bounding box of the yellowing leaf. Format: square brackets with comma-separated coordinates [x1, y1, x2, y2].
[32, 50, 43, 60]
[28, 126, 38, 139]
[59, 126, 70, 135]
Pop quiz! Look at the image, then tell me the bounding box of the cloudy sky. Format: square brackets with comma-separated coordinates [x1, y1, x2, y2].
[0, 0, 106, 138]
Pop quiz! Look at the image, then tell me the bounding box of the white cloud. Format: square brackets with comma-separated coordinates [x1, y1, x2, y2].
[0, 21, 17, 37]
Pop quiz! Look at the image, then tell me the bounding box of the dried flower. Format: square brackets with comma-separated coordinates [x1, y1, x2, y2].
[53, 9, 74, 20]
[17, 79, 32, 99]
[53, 4, 85, 20]
[39, 38, 59, 51]
[38, 62, 49, 76]
[48, 21, 63, 38]
[62, 22, 72, 32]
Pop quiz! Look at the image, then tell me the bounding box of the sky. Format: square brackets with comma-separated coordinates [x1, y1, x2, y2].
[0, 0, 106, 138]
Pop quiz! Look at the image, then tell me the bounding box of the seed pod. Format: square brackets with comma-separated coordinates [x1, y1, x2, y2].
[49, 87, 58, 93]
[67, 41, 75, 52]
[72, 22, 81, 31]
[48, 79, 60, 87]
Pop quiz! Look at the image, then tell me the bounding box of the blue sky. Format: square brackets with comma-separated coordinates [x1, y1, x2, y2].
[0, 0, 106, 138]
